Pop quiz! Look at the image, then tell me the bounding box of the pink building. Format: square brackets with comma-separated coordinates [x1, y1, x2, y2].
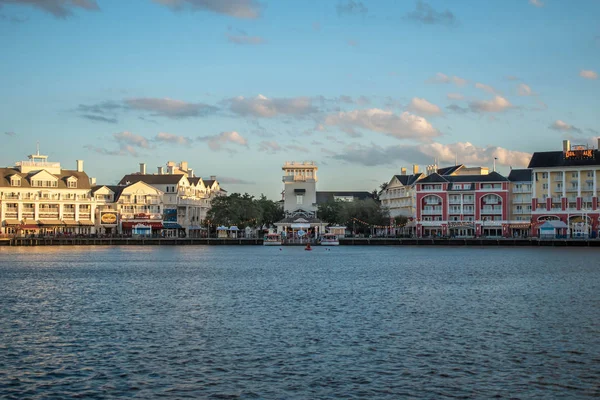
[415, 170, 510, 238]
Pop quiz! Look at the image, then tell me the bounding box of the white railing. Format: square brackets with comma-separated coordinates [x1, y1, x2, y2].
[284, 161, 316, 167]
[15, 161, 61, 168]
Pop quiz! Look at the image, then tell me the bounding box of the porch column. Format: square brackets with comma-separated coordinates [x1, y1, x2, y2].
[562, 170, 566, 197]
[547, 171, 551, 198]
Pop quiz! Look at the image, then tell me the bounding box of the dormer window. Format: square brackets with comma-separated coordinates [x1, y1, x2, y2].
[67, 177, 78, 188]
[10, 177, 21, 187]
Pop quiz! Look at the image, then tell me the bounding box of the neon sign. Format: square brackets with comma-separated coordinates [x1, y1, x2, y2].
[565, 149, 593, 159]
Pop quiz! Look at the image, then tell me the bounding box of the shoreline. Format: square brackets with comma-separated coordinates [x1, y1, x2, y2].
[2, 237, 600, 247]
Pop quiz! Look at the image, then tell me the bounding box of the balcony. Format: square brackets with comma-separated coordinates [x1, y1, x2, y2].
[4, 212, 18, 219]
[449, 198, 461, 205]
[448, 209, 462, 214]
[512, 188, 532, 193]
[481, 206, 502, 214]
[39, 213, 59, 219]
[422, 208, 443, 215]
[512, 198, 531, 204]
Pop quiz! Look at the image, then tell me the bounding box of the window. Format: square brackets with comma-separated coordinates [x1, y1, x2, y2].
[542, 172, 548, 179]
[587, 171, 593, 178]
[542, 183, 548, 189]
[10, 177, 21, 187]
[296, 195, 303, 205]
[68, 181, 77, 188]
[572, 172, 578, 178]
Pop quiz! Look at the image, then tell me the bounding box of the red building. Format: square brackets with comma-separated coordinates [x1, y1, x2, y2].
[415, 171, 510, 238]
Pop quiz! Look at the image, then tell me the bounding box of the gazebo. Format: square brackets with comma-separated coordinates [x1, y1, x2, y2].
[539, 220, 568, 239]
[217, 226, 229, 238]
[228, 226, 239, 238]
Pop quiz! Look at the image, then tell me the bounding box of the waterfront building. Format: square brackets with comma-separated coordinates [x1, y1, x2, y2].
[92, 182, 164, 236]
[507, 169, 533, 237]
[415, 168, 510, 238]
[379, 165, 424, 219]
[118, 162, 225, 237]
[528, 139, 600, 238]
[0, 150, 95, 236]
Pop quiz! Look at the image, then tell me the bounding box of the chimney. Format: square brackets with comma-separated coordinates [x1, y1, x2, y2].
[412, 164, 419, 175]
[76, 160, 84, 172]
[158, 166, 164, 175]
[188, 169, 194, 178]
[180, 161, 188, 172]
[139, 163, 146, 175]
[401, 167, 407, 175]
[210, 175, 216, 180]
[89, 177, 96, 186]
[563, 140, 570, 152]
[167, 165, 175, 174]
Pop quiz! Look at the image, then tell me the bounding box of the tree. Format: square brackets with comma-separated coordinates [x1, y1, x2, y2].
[255, 194, 284, 227]
[317, 200, 345, 224]
[207, 193, 261, 228]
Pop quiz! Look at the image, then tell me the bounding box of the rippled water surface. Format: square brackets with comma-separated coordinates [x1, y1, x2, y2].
[1, 245, 600, 399]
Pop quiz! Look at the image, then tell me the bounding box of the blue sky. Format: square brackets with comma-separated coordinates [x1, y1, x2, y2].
[1, 0, 599, 198]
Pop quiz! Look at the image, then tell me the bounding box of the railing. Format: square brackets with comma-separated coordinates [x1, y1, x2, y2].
[512, 188, 532, 193]
[422, 208, 443, 215]
[463, 198, 474, 204]
[449, 199, 461, 205]
[4, 212, 17, 219]
[39, 213, 59, 219]
[15, 161, 61, 168]
[284, 161, 316, 167]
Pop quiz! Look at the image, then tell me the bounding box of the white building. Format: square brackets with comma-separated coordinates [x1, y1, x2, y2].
[117, 161, 225, 237]
[380, 165, 424, 218]
[0, 150, 95, 236]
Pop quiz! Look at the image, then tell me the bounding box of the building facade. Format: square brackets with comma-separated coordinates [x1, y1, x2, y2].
[528, 140, 600, 238]
[0, 151, 95, 236]
[415, 171, 510, 238]
[379, 165, 424, 218]
[507, 169, 533, 237]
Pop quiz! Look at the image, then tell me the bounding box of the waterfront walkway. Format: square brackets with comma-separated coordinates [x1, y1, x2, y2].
[2, 237, 600, 246]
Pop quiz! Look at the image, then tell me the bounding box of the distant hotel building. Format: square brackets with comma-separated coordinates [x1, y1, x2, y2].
[0, 150, 95, 236]
[528, 139, 600, 238]
[379, 165, 424, 218]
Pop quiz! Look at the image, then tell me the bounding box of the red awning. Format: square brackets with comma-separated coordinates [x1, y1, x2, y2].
[122, 221, 163, 229]
[20, 224, 40, 230]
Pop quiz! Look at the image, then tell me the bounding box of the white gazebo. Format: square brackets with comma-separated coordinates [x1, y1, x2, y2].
[217, 226, 229, 238]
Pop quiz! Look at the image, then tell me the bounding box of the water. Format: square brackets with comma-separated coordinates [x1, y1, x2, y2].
[1, 246, 599, 399]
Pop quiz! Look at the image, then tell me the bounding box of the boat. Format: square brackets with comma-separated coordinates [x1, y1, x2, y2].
[320, 233, 339, 246]
[263, 233, 282, 246]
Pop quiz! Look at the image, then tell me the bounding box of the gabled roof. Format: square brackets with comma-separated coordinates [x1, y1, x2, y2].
[437, 165, 463, 176]
[444, 171, 508, 182]
[203, 179, 216, 187]
[316, 191, 374, 204]
[393, 173, 424, 186]
[117, 174, 185, 186]
[188, 177, 203, 185]
[91, 185, 126, 201]
[508, 169, 532, 182]
[416, 173, 447, 184]
[527, 150, 600, 168]
[0, 168, 91, 189]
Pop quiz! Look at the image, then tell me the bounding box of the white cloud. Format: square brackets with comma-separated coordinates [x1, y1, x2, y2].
[155, 132, 191, 145]
[229, 95, 316, 118]
[324, 108, 440, 140]
[114, 131, 151, 149]
[549, 120, 582, 133]
[580, 70, 598, 80]
[125, 97, 216, 118]
[475, 82, 497, 95]
[517, 83, 533, 96]
[153, 0, 262, 19]
[257, 140, 282, 153]
[198, 131, 248, 151]
[428, 72, 467, 87]
[286, 144, 310, 153]
[407, 97, 442, 116]
[529, 0, 544, 7]
[332, 142, 531, 168]
[447, 93, 464, 100]
[469, 96, 513, 113]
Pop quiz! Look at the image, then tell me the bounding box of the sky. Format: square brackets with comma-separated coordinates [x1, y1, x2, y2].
[1, 0, 599, 199]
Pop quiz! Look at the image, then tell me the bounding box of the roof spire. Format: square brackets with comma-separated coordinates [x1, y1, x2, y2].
[36, 141, 40, 156]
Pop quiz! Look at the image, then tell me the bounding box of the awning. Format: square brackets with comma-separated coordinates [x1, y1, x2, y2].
[229, 226, 239, 231]
[509, 223, 531, 229]
[79, 221, 95, 226]
[163, 222, 182, 229]
[21, 224, 39, 230]
[63, 220, 79, 226]
[291, 223, 311, 228]
[122, 221, 163, 229]
[4, 219, 20, 226]
[294, 189, 306, 193]
[38, 220, 64, 226]
[541, 220, 568, 229]
[188, 226, 206, 230]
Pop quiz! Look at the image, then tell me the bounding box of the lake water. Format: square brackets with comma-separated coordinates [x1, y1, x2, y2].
[1, 246, 599, 399]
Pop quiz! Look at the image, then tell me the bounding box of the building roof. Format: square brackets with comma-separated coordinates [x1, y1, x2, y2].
[91, 184, 126, 199]
[203, 179, 216, 187]
[0, 167, 91, 189]
[416, 173, 447, 183]
[117, 174, 185, 186]
[316, 191, 374, 204]
[188, 177, 202, 185]
[437, 165, 463, 176]
[393, 173, 424, 186]
[527, 150, 600, 168]
[444, 171, 508, 182]
[507, 169, 532, 182]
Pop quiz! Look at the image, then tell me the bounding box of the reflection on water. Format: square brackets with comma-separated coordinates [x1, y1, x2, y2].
[1, 246, 599, 399]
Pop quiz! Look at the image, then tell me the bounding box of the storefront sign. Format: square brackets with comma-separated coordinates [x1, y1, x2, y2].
[100, 212, 117, 224]
[565, 149, 593, 159]
[134, 213, 150, 219]
[163, 209, 177, 222]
